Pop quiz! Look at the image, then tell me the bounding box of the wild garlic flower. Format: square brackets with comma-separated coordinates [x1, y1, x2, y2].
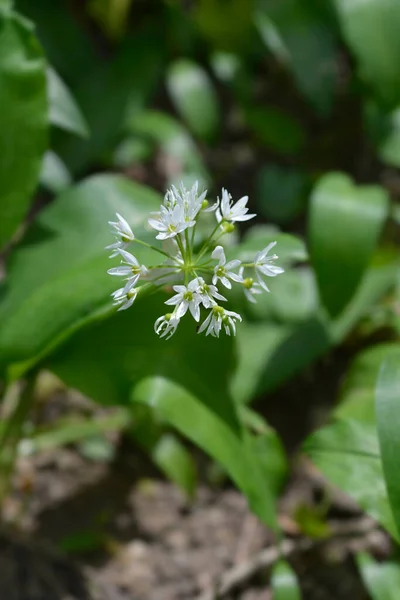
[106, 181, 284, 339]
[254, 242, 285, 291]
[211, 245, 243, 289]
[111, 279, 138, 311]
[106, 212, 135, 257]
[216, 188, 256, 223]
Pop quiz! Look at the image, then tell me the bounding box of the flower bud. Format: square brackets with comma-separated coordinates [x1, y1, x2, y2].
[222, 222, 235, 234]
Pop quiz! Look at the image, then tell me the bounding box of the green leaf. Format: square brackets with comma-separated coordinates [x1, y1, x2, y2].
[256, 1, 338, 115]
[256, 164, 307, 224]
[47, 296, 277, 527]
[166, 59, 220, 142]
[272, 560, 302, 600]
[129, 404, 197, 498]
[133, 377, 276, 527]
[365, 102, 400, 168]
[245, 106, 305, 155]
[357, 553, 400, 600]
[0, 175, 161, 375]
[246, 267, 319, 324]
[16, 0, 97, 84]
[333, 0, 400, 107]
[39, 150, 72, 194]
[240, 407, 288, 494]
[152, 434, 197, 498]
[376, 354, 400, 538]
[336, 344, 400, 423]
[56, 28, 164, 174]
[47, 67, 89, 138]
[309, 173, 389, 317]
[126, 110, 209, 184]
[0, 10, 47, 248]
[232, 252, 398, 404]
[235, 226, 308, 264]
[304, 418, 398, 538]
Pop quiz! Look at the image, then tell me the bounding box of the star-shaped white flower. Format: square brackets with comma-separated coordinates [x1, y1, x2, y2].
[106, 212, 135, 257]
[216, 188, 256, 223]
[198, 305, 242, 337]
[195, 277, 227, 308]
[238, 267, 262, 304]
[111, 279, 138, 311]
[107, 249, 148, 286]
[148, 204, 195, 240]
[155, 313, 181, 340]
[164, 278, 202, 321]
[254, 242, 284, 291]
[211, 245, 242, 289]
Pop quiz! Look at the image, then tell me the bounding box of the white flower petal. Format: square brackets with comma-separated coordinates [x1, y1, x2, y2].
[211, 245, 225, 262]
[256, 242, 277, 262]
[107, 266, 132, 276]
[220, 276, 232, 289]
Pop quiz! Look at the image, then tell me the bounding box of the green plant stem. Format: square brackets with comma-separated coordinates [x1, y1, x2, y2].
[133, 238, 173, 260]
[0, 369, 38, 503]
[185, 228, 191, 263]
[195, 221, 223, 262]
[175, 234, 188, 284]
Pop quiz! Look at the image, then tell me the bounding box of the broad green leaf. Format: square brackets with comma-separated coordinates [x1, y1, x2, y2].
[0, 10, 47, 248]
[235, 226, 308, 264]
[333, 0, 400, 107]
[304, 418, 397, 538]
[152, 434, 197, 498]
[309, 173, 389, 317]
[129, 403, 197, 497]
[0, 175, 161, 375]
[245, 106, 305, 155]
[272, 561, 302, 600]
[47, 297, 277, 527]
[357, 553, 400, 600]
[166, 59, 220, 142]
[256, 2, 338, 114]
[232, 318, 329, 404]
[133, 377, 276, 526]
[240, 407, 288, 494]
[232, 253, 398, 404]
[57, 28, 164, 174]
[246, 268, 318, 324]
[47, 68, 89, 138]
[336, 344, 400, 423]
[113, 137, 153, 167]
[376, 355, 400, 537]
[256, 164, 307, 224]
[16, 0, 97, 84]
[39, 150, 72, 194]
[126, 110, 209, 184]
[365, 102, 400, 168]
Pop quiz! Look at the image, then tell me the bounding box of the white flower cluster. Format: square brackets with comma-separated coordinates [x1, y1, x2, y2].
[106, 182, 284, 339]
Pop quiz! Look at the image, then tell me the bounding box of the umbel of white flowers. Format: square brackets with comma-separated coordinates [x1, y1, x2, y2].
[106, 183, 284, 339]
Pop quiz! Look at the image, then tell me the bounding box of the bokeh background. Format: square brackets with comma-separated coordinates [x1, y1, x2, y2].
[1, 1, 400, 599]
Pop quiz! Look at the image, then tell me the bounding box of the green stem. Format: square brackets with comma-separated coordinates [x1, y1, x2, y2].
[0, 369, 38, 502]
[184, 228, 191, 263]
[195, 220, 224, 263]
[133, 238, 173, 260]
[175, 234, 188, 285]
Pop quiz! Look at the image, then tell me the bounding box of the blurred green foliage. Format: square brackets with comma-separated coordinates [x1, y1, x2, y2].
[0, 0, 400, 564]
